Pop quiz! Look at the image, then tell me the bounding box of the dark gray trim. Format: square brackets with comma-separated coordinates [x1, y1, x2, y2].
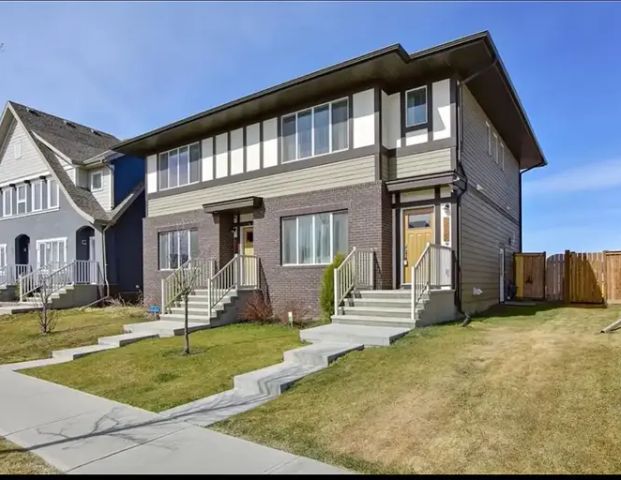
[259, 121, 264, 170]
[385, 171, 456, 193]
[434, 187, 441, 244]
[427, 82, 434, 137]
[450, 77, 458, 170]
[403, 84, 430, 134]
[147, 145, 377, 200]
[242, 126, 247, 173]
[450, 146, 458, 170]
[383, 137, 456, 160]
[203, 196, 262, 214]
[212, 135, 216, 181]
[276, 115, 281, 166]
[374, 87, 382, 180]
[226, 131, 231, 176]
[348, 94, 354, 152]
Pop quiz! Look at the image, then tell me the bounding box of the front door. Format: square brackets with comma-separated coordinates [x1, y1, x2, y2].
[241, 226, 254, 256]
[240, 226, 255, 287]
[403, 208, 434, 284]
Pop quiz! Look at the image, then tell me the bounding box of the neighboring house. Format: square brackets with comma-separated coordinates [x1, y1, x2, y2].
[113, 31, 546, 327]
[0, 102, 145, 306]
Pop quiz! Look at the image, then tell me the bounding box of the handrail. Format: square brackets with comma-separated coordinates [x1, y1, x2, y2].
[19, 267, 45, 302]
[161, 258, 217, 313]
[1, 265, 31, 288]
[19, 261, 103, 302]
[410, 243, 453, 323]
[333, 247, 375, 315]
[207, 254, 259, 317]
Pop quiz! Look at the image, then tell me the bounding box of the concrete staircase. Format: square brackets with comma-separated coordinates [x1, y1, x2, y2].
[18, 284, 101, 310]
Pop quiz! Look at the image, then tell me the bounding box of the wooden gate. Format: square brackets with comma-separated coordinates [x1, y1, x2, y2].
[545, 254, 565, 301]
[605, 251, 621, 304]
[565, 251, 605, 304]
[514, 252, 546, 300]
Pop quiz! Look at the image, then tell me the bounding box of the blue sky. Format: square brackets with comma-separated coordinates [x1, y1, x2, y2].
[1, 1, 620, 253]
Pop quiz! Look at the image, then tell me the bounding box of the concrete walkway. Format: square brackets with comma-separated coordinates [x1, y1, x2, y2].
[0, 366, 347, 474]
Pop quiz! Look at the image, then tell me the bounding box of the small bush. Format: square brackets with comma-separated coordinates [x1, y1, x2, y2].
[239, 291, 274, 324]
[319, 253, 346, 321]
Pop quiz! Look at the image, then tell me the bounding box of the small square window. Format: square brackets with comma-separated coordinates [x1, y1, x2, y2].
[90, 171, 103, 191]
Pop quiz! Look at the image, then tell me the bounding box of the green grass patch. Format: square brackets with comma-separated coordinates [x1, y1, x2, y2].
[0, 437, 57, 474]
[214, 304, 621, 474]
[25, 323, 303, 412]
[0, 306, 145, 364]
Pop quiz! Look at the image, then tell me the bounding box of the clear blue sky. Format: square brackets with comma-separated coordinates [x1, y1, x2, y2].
[1, 1, 620, 253]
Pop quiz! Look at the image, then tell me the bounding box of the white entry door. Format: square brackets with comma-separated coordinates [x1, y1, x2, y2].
[499, 247, 505, 303]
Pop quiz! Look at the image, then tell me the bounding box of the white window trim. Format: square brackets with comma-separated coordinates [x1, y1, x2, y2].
[2, 189, 12, 217]
[90, 171, 103, 192]
[281, 97, 349, 164]
[158, 142, 201, 192]
[404, 85, 428, 128]
[35, 237, 67, 269]
[47, 179, 59, 209]
[31, 179, 44, 212]
[16, 184, 27, 214]
[158, 229, 195, 271]
[282, 211, 346, 266]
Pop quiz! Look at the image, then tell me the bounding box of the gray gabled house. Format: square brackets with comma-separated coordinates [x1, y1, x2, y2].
[0, 102, 145, 307]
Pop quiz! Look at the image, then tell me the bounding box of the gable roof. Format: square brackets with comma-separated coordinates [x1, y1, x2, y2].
[8, 101, 118, 164]
[114, 31, 546, 170]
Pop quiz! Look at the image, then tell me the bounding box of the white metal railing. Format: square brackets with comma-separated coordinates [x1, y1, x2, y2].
[334, 247, 375, 314]
[207, 254, 259, 317]
[19, 268, 45, 302]
[410, 244, 453, 322]
[18, 261, 102, 302]
[161, 258, 217, 313]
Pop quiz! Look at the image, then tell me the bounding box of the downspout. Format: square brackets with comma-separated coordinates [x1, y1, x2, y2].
[102, 223, 111, 299]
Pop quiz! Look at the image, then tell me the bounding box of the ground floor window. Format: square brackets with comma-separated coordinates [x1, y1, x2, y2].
[281, 211, 348, 265]
[158, 229, 198, 270]
[36, 238, 67, 270]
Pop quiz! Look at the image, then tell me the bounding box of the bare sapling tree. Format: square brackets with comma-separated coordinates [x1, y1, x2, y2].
[174, 260, 202, 355]
[37, 273, 56, 334]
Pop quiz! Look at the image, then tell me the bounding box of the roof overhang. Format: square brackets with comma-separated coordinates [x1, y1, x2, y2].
[114, 31, 546, 170]
[202, 196, 263, 214]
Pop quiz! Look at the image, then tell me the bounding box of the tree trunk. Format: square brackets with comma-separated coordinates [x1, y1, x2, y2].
[183, 294, 190, 355]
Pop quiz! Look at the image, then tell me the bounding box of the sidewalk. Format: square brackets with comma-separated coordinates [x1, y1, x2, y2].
[0, 366, 347, 474]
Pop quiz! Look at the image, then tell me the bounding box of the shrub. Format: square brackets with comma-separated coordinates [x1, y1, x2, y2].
[319, 253, 346, 321]
[239, 291, 274, 324]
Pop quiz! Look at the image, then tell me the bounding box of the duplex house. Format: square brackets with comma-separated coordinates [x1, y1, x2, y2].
[114, 31, 546, 327]
[0, 102, 145, 306]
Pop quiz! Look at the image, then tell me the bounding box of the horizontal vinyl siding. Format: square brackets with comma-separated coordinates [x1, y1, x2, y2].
[462, 86, 520, 220]
[389, 148, 451, 179]
[90, 167, 112, 211]
[148, 155, 376, 217]
[0, 121, 49, 185]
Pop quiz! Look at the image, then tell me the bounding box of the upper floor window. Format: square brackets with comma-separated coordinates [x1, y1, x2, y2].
[282, 98, 349, 163]
[13, 140, 22, 159]
[90, 171, 103, 192]
[2, 189, 12, 217]
[48, 179, 59, 209]
[16, 185, 27, 215]
[158, 143, 201, 190]
[32, 180, 43, 212]
[405, 86, 428, 127]
[281, 211, 348, 266]
[158, 228, 198, 270]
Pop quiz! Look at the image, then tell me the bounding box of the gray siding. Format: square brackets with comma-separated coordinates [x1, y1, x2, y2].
[148, 155, 376, 217]
[389, 148, 452, 179]
[0, 120, 49, 184]
[459, 86, 521, 314]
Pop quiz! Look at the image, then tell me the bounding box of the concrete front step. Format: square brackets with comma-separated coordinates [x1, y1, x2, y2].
[332, 314, 416, 329]
[124, 320, 211, 337]
[357, 289, 411, 300]
[52, 344, 117, 360]
[233, 361, 324, 396]
[342, 306, 412, 319]
[282, 342, 363, 367]
[161, 313, 213, 323]
[351, 298, 411, 309]
[301, 323, 411, 346]
[98, 332, 159, 347]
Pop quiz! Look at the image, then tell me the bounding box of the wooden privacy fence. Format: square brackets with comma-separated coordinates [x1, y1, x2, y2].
[515, 250, 621, 304]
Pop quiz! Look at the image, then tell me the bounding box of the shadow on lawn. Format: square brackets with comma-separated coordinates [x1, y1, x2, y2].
[471, 301, 609, 320]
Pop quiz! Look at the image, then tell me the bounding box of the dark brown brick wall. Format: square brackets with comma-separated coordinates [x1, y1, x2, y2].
[142, 181, 393, 318]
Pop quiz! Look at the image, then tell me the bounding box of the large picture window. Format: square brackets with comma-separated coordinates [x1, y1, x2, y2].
[405, 86, 428, 127]
[158, 142, 201, 190]
[281, 211, 348, 265]
[158, 229, 198, 270]
[36, 238, 67, 270]
[281, 98, 349, 163]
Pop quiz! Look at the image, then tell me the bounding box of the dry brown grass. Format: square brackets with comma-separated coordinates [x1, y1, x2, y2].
[215, 304, 621, 474]
[0, 437, 57, 474]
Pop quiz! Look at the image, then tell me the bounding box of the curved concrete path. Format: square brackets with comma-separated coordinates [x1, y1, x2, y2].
[0, 364, 347, 474]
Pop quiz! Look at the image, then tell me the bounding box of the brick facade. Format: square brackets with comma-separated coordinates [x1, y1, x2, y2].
[142, 181, 393, 317]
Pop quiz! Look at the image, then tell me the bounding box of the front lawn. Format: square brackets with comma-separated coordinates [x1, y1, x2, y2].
[215, 304, 621, 474]
[0, 437, 57, 474]
[25, 323, 303, 412]
[0, 306, 145, 364]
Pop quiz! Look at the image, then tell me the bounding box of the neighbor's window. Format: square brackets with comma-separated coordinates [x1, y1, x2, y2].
[281, 211, 348, 265]
[90, 171, 103, 191]
[405, 86, 428, 127]
[32, 180, 43, 211]
[48, 179, 59, 209]
[158, 142, 201, 190]
[158, 229, 198, 270]
[2, 189, 12, 216]
[16, 184, 27, 215]
[281, 98, 349, 162]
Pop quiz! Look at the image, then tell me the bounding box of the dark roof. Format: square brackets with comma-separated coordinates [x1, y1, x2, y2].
[9, 101, 118, 163]
[113, 31, 546, 170]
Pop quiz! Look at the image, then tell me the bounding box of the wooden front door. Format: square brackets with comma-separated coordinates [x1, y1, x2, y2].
[241, 226, 254, 256]
[514, 252, 546, 300]
[403, 207, 434, 284]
